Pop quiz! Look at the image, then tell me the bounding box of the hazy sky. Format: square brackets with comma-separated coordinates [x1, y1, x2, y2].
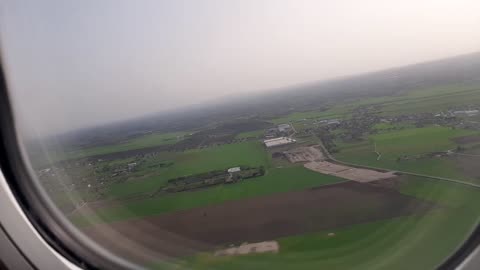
[1, 0, 479, 136]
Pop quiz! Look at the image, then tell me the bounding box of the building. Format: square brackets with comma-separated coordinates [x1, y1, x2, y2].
[453, 110, 479, 117]
[326, 119, 340, 125]
[277, 123, 292, 133]
[264, 128, 279, 139]
[127, 162, 137, 171]
[263, 137, 296, 148]
[227, 167, 241, 173]
[318, 119, 341, 125]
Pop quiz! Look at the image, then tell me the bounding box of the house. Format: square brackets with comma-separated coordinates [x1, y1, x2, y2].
[127, 162, 137, 171]
[227, 167, 241, 173]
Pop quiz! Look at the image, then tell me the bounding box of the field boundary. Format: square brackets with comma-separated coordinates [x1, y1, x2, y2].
[318, 143, 480, 189]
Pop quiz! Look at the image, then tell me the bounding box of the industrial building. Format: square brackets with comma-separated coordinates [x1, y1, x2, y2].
[277, 123, 292, 133]
[264, 137, 296, 148]
[453, 110, 479, 117]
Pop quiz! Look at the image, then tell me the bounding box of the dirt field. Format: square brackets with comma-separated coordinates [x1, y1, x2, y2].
[82, 181, 434, 262]
[304, 161, 396, 182]
[452, 135, 480, 144]
[284, 146, 325, 163]
[283, 145, 395, 183]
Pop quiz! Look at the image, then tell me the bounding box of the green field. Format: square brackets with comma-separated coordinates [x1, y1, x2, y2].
[66, 82, 480, 269]
[179, 176, 480, 270]
[371, 126, 477, 155]
[66, 131, 189, 159]
[372, 122, 415, 131]
[106, 141, 271, 199]
[380, 85, 480, 116]
[235, 129, 265, 139]
[268, 83, 480, 126]
[342, 83, 480, 116]
[270, 109, 350, 124]
[334, 126, 480, 181]
[73, 166, 345, 225]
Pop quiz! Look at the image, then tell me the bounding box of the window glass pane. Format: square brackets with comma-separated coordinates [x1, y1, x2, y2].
[2, 1, 480, 269]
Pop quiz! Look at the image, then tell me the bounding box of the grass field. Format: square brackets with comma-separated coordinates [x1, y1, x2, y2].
[270, 109, 350, 124]
[66, 131, 189, 159]
[268, 83, 480, 126]
[179, 176, 480, 270]
[235, 130, 265, 139]
[372, 122, 415, 131]
[72, 166, 345, 225]
[380, 85, 480, 116]
[334, 126, 480, 181]
[366, 126, 476, 156]
[69, 83, 480, 269]
[106, 141, 271, 199]
[340, 83, 480, 116]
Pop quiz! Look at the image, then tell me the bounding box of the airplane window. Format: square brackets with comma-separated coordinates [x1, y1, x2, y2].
[1, 0, 480, 269]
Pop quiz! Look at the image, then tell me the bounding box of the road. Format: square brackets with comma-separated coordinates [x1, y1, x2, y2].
[316, 143, 480, 189]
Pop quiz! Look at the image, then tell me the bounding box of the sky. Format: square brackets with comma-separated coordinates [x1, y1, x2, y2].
[0, 0, 479, 137]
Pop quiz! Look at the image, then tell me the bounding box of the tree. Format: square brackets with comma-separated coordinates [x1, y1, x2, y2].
[259, 166, 265, 175]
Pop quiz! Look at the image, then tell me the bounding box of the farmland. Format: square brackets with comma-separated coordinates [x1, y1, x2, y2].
[181, 176, 480, 270]
[334, 126, 480, 182]
[71, 166, 345, 225]
[65, 131, 189, 159]
[83, 180, 434, 261]
[234, 129, 264, 139]
[105, 141, 270, 199]
[33, 57, 480, 270]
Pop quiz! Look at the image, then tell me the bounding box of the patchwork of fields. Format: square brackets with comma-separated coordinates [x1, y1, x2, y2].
[83, 181, 434, 260]
[334, 126, 480, 182]
[72, 166, 345, 225]
[65, 131, 189, 159]
[105, 141, 270, 199]
[181, 176, 480, 270]
[43, 82, 480, 269]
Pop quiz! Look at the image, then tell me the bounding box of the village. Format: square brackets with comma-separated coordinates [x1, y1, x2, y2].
[34, 103, 480, 213]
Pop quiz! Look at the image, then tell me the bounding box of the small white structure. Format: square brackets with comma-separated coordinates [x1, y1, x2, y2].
[215, 241, 279, 256]
[277, 123, 292, 133]
[227, 167, 241, 173]
[454, 110, 479, 117]
[264, 137, 296, 148]
[127, 162, 137, 171]
[318, 119, 341, 125]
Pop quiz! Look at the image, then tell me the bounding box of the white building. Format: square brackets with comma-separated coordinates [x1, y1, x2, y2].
[227, 167, 241, 173]
[127, 162, 137, 171]
[264, 137, 296, 148]
[454, 110, 479, 117]
[277, 123, 292, 133]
